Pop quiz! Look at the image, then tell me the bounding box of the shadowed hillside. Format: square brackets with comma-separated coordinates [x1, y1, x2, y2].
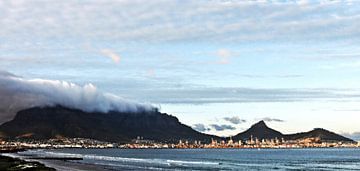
[233, 120, 354, 143]
[0, 106, 219, 143]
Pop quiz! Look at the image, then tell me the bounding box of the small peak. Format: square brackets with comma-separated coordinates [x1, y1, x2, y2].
[252, 120, 267, 127]
[258, 120, 266, 124]
[312, 128, 326, 132]
[257, 120, 266, 125]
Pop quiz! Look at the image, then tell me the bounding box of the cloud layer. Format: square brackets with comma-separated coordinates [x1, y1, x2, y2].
[0, 0, 359, 43]
[259, 117, 284, 122]
[192, 124, 210, 132]
[138, 87, 360, 104]
[342, 132, 360, 141]
[0, 70, 154, 124]
[223, 116, 246, 124]
[210, 124, 236, 131]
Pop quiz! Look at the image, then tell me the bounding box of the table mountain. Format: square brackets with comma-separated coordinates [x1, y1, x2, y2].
[0, 106, 354, 144]
[0, 106, 218, 143]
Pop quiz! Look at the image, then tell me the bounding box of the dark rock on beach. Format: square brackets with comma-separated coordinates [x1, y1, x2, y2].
[0, 155, 55, 171]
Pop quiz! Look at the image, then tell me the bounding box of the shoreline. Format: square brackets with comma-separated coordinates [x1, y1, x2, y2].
[0, 154, 55, 171]
[2, 147, 359, 171]
[1, 149, 110, 171]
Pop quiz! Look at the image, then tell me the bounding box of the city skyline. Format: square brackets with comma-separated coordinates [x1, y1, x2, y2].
[1, 0, 360, 140]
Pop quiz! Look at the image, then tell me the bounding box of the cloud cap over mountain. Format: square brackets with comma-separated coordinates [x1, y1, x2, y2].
[0, 70, 154, 124]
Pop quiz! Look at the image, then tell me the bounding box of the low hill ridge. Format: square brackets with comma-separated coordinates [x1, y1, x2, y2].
[233, 120, 354, 143]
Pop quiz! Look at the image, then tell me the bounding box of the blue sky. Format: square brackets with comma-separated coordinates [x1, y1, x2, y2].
[1, 0, 360, 139]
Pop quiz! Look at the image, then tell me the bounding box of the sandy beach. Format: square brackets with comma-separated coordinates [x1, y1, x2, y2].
[32, 159, 110, 171]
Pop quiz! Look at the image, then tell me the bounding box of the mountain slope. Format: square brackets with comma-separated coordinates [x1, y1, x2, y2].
[0, 106, 354, 143]
[232, 120, 354, 143]
[285, 128, 354, 142]
[233, 121, 283, 141]
[0, 106, 218, 143]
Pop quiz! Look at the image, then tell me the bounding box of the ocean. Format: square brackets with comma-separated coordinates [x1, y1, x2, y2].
[13, 148, 360, 170]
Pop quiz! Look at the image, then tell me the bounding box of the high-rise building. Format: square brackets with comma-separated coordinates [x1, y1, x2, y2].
[228, 137, 234, 145]
[250, 135, 254, 145]
[211, 138, 217, 145]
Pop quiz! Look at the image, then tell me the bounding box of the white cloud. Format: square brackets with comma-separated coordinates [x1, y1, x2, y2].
[192, 123, 210, 132]
[131, 87, 360, 104]
[210, 124, 236, 131]
[0, 70, 154, 124]
[101, 49, 121, 64]
[223, 116, 246, 124]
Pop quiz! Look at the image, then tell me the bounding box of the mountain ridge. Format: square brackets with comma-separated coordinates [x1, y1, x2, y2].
[0, 106, 355, 143]
[0, 106, 220, 143]
[233, 121, 355, 143]
[233, 120, 283, 140]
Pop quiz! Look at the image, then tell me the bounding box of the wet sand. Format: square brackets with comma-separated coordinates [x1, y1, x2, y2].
[34, 159, 111, 171]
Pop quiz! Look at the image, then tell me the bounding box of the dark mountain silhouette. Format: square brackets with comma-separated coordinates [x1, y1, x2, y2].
[0, 106, 219, 143]
[233, 120, 354, 143]
[0, 106, 354, 143]
[285, 128, 354, 142]
[233, 120, 283, 141]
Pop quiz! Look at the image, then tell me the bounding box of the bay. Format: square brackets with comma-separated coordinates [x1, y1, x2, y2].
[18, 148, 360, 170]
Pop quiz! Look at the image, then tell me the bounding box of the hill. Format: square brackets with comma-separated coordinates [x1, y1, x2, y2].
[285, 128, 354, 142]
[232, 120, 354, 143]
[233, 120, 283, 141]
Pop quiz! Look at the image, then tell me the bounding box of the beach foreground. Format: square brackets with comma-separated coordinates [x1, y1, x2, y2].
[0, 155, 55, 171]
[1, 152, 110, 171]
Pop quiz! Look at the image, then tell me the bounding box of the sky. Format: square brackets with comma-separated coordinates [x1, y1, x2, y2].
[1, 0, 360, 140]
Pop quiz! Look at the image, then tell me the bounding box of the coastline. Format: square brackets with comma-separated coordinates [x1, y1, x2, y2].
[1, 149, 110, 171]
[0, 154, 55, 171]
[24, 158, 110, 171]
[0, 147, 56, 170]
[2, 147, 360, 170]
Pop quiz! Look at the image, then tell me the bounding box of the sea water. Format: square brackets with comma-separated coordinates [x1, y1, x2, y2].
[18, 148, 360, 170]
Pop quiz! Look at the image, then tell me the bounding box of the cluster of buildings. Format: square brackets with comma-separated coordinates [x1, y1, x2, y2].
[175, 136, 359, 149]
[1, 136, 359, 150]
[121, 136, 360, 149]
[0, 138, 116, 150]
